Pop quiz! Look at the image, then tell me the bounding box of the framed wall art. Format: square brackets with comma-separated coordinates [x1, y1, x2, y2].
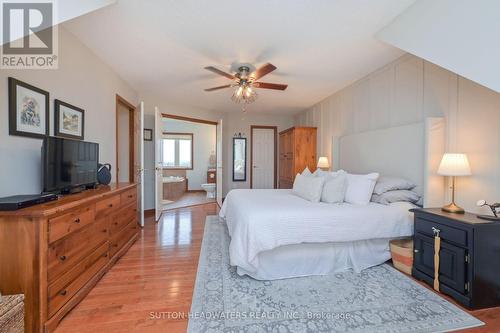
[54, 99, 85, 140]
[8, 77, 49, 139]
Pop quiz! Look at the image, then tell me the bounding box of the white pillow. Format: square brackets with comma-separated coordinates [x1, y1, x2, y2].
[293, 173, 325, 202]
[371, 190, 420, 205]
[321, 172, 347, 203]
[373, 176, 416, 195]
[301, 167, 313, 177]
[344, 172, 379, 205]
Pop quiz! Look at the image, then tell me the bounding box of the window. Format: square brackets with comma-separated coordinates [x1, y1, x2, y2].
[162, 133, 193, 169]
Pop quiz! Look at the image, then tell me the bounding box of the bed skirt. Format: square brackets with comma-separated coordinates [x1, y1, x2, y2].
[236, 238, 393, 280]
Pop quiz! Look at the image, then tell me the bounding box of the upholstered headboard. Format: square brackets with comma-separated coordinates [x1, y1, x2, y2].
[332, 120, 445, 202]
[333, 122, 424, 192]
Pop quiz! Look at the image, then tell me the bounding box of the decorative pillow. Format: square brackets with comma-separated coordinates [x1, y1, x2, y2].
[373, 176, 416, 195]
[344, 172, 379, 205]
[371, 190, 421, 205]
[313, 168, 327, 177]
[301, 167, 313, 177]
[321, 173, 347, 203]
[293, 173, 325, 203]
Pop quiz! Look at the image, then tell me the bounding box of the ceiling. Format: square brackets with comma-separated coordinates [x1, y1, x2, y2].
[64, 0, 416, 115]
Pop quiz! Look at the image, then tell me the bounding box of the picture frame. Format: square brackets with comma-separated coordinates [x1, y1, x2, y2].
[54, 99, 85, 140]
[144, 128, 153, 141]
[8, 77, 49, 139]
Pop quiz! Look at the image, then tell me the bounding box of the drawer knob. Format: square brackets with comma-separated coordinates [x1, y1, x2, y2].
[128, 195, 133, 198]
[103, 229, 108, 233]
[59, 255, 67, 261]
[74, 218, 81, 224]
[414, 249, 419, 253]
[60, 290, 67, 296]
[108, 203, 113, 208]
[432, 227, 441, 237]
[112, 244, 118, 247]
[103, 253, 108, 258]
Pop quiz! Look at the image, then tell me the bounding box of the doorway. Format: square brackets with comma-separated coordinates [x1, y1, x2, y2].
[116, 95, 145, 227]
[116, 95, 135, 183]
[250, 125, 277, 189]
[160, 114, 219, 211]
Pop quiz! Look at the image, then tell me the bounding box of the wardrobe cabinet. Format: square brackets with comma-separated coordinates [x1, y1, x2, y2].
[278, 127, 317, 189]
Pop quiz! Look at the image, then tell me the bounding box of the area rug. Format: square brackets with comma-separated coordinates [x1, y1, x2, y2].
[188, 216, 484, 333]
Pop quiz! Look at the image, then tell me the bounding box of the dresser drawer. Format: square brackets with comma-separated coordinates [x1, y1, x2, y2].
[120, 188, 137, 207]
[110, 220, 139, 258]
[95, 194, 121, 219]
[49, 205, 95, 244]
[47, 242, 109, 317]
[48, 218, 108, 283]
[415, 217, 468, 247]
[110, 202, 137, 236]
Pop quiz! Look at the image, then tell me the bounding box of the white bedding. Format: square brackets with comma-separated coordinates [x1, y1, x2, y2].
[220, 189, 414, 277]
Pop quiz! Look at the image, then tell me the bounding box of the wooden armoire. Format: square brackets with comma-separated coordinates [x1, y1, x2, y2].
[278, 127, 317, 188]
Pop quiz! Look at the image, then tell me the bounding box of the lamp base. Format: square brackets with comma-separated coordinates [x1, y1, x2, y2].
[442, 202, 465, 214]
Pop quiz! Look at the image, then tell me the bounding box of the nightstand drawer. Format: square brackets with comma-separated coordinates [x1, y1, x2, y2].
[415, 217, 468, 247]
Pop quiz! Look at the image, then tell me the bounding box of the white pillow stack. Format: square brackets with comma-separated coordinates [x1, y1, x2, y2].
[292, 168, 384, 205]
[370, 176, 421, 205]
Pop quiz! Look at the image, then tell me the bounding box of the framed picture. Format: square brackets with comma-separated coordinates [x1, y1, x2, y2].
[54, 99, 85, 140]
[8, 77, 49, 139]
[144, 128, 152, 141]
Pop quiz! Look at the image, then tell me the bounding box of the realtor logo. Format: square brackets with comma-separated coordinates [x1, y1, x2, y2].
[1, 0, 58, 69]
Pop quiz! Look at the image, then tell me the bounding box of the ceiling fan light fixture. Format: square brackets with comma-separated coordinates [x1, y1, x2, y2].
[231, 84, 257, 104]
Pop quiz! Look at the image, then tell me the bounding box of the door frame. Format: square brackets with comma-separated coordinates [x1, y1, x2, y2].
[160, 113, 221, 203]
[250, 125, 277, 189]
[115, 94, 136, 183]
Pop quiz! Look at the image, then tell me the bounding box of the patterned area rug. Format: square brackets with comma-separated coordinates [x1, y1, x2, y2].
[188, 216, 484, 332]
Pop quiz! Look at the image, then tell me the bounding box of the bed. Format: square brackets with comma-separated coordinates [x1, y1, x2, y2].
[219, 121, 445, 280]
[220, 189, 415, 279]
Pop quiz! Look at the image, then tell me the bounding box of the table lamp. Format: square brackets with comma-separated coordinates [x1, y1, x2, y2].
[317, 157, 330, 171]
[437, 153, 471, 214]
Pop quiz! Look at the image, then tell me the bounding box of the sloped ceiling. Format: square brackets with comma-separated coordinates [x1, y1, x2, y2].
[63, 0, 416, 115]
[377, 0, 500, 93]
[0, 0, 116, 45]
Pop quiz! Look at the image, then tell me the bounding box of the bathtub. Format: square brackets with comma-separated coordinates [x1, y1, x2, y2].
[163, 176, 187, 201]
[163, 176, 185, 183]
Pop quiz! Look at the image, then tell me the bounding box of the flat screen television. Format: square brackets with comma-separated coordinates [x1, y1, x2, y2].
[42, 137, 99, 194]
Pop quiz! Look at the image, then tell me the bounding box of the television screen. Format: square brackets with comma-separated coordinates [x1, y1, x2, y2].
[42, 137, 99, 193]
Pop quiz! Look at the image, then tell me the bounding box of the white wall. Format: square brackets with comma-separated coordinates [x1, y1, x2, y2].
[163, 119, 216, 190]
[295, 54, 500, 214]
[0, 27, 137, 197]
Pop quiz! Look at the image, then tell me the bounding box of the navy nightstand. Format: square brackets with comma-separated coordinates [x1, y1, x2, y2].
[411, 208, 500, 309]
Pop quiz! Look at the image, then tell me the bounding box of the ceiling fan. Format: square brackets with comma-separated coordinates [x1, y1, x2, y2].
[204, 63, 288, 105]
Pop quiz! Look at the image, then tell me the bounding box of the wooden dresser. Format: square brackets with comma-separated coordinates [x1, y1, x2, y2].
[278, 127, 317, 189]
[0, 183, 139, 332]
[411, 208, 500, 309]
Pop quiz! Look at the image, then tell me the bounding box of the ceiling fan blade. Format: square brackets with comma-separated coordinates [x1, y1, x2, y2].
[253, 82, 288, 90]
[204, 66, 234, 80]
[204, 84, 232, 92]
[251, 63, 277, 80]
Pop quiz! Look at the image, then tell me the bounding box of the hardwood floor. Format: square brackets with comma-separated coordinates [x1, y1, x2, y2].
[55, 202, 500, 333]
[55, 203, 217, 333]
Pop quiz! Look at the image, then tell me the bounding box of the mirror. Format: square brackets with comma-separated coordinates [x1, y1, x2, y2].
[233, 138, 247, 181]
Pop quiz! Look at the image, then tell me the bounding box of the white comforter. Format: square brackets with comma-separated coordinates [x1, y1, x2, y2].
[220, 189, 414, 274]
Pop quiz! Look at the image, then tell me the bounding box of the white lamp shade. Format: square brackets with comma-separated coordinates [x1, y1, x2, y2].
[317, 156, 330, 168]
[437, 153, 471, 176]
